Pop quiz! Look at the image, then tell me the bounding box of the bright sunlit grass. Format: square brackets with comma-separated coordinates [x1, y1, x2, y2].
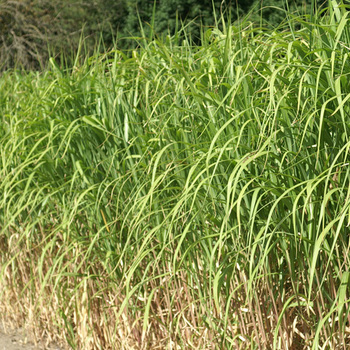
[1, 2, 350, 349]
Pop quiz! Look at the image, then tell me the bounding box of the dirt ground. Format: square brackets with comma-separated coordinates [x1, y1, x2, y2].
[0, 323, 62, 350]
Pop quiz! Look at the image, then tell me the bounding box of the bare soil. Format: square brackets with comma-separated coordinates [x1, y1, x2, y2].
[0, 323, 61, 350]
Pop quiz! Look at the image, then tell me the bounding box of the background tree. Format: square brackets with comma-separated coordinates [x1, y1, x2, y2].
[0, 0, 126, 70]
[0, 0, 333, 71]
[119, 0, 327, 47]
[121, 0, 253, 44]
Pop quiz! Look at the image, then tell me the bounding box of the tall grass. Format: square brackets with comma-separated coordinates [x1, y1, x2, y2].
[1, 1, 350, 349]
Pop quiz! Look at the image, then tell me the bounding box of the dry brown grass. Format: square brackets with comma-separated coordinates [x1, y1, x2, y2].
[1, 234, 349, 350]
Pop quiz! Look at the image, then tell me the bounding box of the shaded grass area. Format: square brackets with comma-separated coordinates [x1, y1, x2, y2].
[1, 3, 350, 349]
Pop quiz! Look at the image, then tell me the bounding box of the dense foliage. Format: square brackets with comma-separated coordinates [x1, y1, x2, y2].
[0, 0, 326, 70]
[0, 0, 125, 70]
[1, 2, 350, 349]
[122, 0, 322, 40]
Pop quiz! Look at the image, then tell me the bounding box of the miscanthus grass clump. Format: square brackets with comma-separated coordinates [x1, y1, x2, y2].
[1, 2, 350, 349]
